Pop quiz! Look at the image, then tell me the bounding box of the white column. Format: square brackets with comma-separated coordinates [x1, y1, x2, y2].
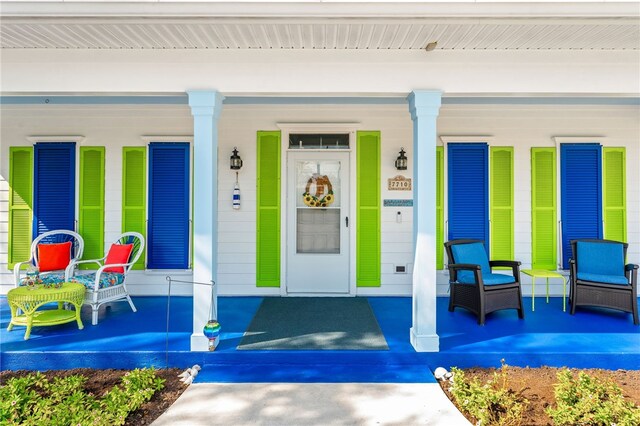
[408, 90, 442, 352]
[188, 90, 224, 351]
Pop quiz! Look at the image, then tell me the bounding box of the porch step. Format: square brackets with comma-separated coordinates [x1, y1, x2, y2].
[194, 350, 435, 383]
[196, 362, 435, 383]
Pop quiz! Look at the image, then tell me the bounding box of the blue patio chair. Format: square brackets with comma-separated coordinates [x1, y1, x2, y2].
[569, 239, 638, 325]
[444, 239, 524, 325]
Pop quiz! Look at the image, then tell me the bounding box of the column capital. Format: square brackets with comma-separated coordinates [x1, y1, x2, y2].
[408, 90, 442, 120]
[187, 90, 224, 118]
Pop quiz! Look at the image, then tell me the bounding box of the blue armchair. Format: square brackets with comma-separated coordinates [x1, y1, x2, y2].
[444, 239, 524, 325]
[569, 239, 638, 325]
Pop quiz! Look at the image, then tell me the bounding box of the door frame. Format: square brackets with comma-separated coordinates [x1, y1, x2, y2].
[277, 123, 360, 296]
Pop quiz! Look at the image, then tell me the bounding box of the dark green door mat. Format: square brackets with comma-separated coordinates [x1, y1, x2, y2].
[237, 297, 389, 350]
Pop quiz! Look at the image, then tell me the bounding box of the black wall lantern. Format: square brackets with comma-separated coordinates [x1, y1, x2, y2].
[230, 147, 243, 170]
[395, 148, 408, 171]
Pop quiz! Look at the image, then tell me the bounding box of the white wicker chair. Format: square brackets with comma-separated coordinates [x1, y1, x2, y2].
[68, 232, 145, 325]
[13, 229, 84, 287]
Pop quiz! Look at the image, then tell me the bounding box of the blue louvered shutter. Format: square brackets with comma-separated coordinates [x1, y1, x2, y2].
[560, 144, 603, 269]
[447, 143, 490, 253]
[148, 143, 190, 269]
[33, 143, 76, 240]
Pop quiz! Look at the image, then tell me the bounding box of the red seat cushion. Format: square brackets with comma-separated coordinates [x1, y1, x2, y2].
[103, 244, 134, 273]
[38, 241, 72, 272]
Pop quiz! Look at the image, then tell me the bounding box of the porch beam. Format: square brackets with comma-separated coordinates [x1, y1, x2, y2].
[188, 90, 224, 352]
[408, 90, 442, 352]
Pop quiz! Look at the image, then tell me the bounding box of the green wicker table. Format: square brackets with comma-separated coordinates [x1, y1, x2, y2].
[521, 269, 567, 312]
[7, 282, 85, 340]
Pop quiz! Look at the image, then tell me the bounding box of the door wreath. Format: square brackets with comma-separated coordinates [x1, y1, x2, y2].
[302, 174, 334, 207]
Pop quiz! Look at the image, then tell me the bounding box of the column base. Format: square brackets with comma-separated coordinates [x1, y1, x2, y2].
[190, 333, 219, 352]
[410, 327, 439, 352]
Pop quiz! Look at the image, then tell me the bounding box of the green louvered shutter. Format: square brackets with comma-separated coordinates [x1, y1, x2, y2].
[122, 147, 147, 270]
[256, 131, 281, 287]
[490, 147, 514, 262]
[603, 147, 626, 242]
[436, 146, 444, 270]
[531, 148, 557, 270]
[79, 147, 105, 269]
[357, 131, 381, 287]
[8, 147, 33, 269]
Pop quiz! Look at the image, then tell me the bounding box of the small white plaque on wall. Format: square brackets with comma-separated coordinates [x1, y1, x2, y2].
[388, 175, 412, 191]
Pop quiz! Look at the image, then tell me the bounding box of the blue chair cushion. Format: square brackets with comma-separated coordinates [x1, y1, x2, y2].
[483, 273, 517, 285]
[19, 272, 66, 286]
[576, 241, 625, 277]
[451, 242, 491, 283]
[577, 272, 629, 286]
[70, 272, 125, 290]
[458, 272, 515, 285]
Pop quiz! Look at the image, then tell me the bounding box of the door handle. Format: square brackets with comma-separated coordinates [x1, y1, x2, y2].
[345, 217, 349, 228]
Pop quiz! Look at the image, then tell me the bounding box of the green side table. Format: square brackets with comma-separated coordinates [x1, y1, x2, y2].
[521, 269, 567, 312]
[7, 282, 85, 340]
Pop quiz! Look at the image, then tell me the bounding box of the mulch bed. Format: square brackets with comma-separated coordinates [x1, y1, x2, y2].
[438, 366, 640, 425]
[0, 368, 188, 426]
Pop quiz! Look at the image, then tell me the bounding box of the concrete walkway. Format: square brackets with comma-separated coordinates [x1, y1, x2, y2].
[152, 382, 470, 425]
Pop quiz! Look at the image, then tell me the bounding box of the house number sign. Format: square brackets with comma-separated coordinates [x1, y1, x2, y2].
[388, 175, 412, 191]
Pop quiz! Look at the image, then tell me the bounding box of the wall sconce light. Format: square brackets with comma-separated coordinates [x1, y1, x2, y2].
[395, 148, 408, 171]
[230, 147, 243, 170]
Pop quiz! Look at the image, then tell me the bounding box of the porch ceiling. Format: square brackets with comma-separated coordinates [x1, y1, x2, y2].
[1, 20, 639, 51]
[1, 2, 638, 51]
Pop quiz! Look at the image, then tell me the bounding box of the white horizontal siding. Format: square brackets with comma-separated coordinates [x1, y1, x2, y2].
[0, 176, 11, 294]
[381, 232, 412, 243]
[624, 137, 640, 261]
[436, 104, 640, 298]
[218, 232, 256, 244]
[1, 102, 639, 299]
[0, 104, 193, 294]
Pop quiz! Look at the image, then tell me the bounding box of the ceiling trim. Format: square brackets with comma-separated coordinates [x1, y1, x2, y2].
[2, 16, 639, 25]
[2, 1, 639, 20]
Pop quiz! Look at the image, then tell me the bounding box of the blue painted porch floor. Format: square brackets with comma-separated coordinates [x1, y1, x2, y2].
[1, 296, 639, 383]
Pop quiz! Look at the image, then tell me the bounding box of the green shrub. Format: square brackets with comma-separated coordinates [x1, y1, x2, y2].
[0, 368, 165, 426]
[547, 369, 640, 426]
[448, 361, 528, 426]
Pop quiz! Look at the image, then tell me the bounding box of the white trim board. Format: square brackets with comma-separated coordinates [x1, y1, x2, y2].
[141, 135, 193, 144]
[439, 135, 494, 145]
[26, 135, 85, 143]
[276, 122, 361, 133]
[552, 136, 605, 145]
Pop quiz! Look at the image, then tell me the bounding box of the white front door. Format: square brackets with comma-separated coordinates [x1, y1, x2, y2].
[287, 151, 350, 294]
